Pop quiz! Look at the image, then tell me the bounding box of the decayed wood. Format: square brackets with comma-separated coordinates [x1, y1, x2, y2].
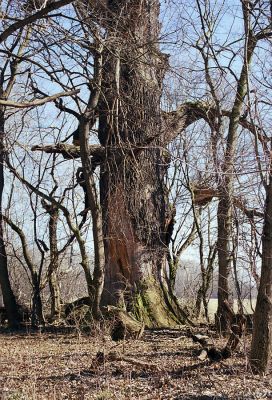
[190, 316, 246, 362]
[191, 186, 263, 219]
[31, 137, 166, 160]
[93, 350, 158, 371]
[105, 306, 145, 341]
[31, 143, 104, 159]
[192, 186, 219, 206]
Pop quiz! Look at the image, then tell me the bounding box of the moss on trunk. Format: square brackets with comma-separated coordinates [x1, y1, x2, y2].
[132, 278, 180, 328]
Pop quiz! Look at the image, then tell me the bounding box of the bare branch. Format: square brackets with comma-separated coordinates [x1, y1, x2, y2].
[0, 89, 80, 108]
[3, 215, 36, 276]
[31, 143, 104, 159]
[0, 0, 75, 43]
[163, 101, 268, 147]
[31, 137, 167, 160]
[191, 185, 263, 219]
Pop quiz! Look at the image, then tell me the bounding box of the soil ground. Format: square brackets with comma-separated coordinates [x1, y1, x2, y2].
[0, 326, 271, 400]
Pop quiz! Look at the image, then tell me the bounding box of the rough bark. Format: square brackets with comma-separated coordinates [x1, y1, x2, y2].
[42, 201, 62, 321]
[97, 0, 187, 327]
[31, 272, 44, 327]
[28, 4, 264, 329]
[0, 110, 21, 328]
[250, 172, 272, 374]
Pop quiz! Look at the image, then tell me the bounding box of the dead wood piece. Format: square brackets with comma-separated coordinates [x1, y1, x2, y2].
[222, 323, 244, 359]
[64, 296, 92, 325]
[198, 349, 208, 361]
[198, 347, 225, 362]
[207, 347, 224, 361]
[233, 198, 264, 219]
[31, 143, 104, 160]
[191, 186, 263, 219]
[196, 321, 245, 362]
[232, 313, 253, 332]
[31, 141, 163, 162]
[64, 296, 91, 317]
[192, 187, 218, 206]
[93, 351, 158, 371]
[105, 307, 145, 341]
[109, 352, 158, 370]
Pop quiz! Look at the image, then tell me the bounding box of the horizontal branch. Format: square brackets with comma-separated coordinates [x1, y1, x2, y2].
[163, 101, 268, 146]
[192, 186, 263, 219]
[6, 157, 93, 285]
[31, 143, 105, 159]
[0, 89, 79, 108]
[31, 140, 168, 160]
[162, 102, 210, 144]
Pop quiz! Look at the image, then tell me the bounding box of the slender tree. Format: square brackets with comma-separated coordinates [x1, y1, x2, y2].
[250, 147, 272, 374]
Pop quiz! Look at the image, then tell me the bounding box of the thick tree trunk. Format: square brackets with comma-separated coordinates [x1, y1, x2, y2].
[98, 0, 186, 327]
[0, 111, 21, 328]
[250, 172, 272, 374]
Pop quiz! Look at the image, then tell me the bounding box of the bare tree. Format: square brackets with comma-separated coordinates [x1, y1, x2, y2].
[171, 0, 272, 332]
[0, 0, 77, 327]
[250, 155, 272, 373]
[1, 1, 271, 344]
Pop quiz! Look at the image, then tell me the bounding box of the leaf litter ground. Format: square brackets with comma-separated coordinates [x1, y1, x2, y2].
[0, 326, 271, 399]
